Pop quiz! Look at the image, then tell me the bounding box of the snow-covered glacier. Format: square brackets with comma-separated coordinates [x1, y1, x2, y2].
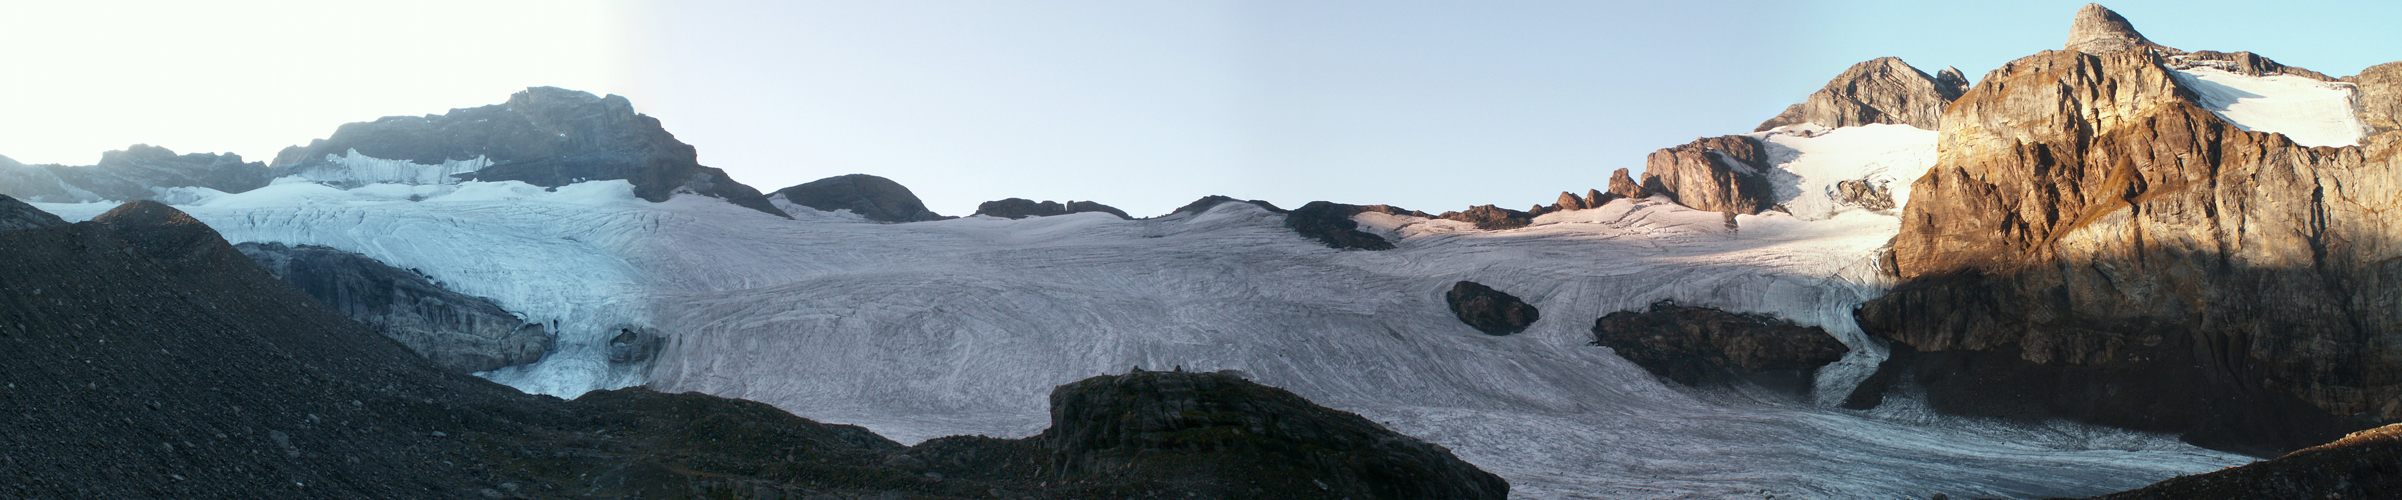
[32, 125, 2249, 499]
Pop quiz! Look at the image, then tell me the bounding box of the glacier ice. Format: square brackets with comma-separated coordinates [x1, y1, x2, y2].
[2172, 67, 2369, 148]
[29, 128, 2251, 499]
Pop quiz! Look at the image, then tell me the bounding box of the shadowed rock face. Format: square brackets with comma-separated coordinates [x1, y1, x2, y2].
[270, 87, 787, 217]
[1445, 281, 1539, 336]
[2088, 424, 2402, 500]
[1755, 57, 1970, 132]
[1592, 301, 1848, 395]
[770, 173, 945, 222]
[0, 145, 268, 203]
[1033, 370, 1510, 500]
[973, 197, 1131, 219]
[235, 242, 551, 373]
[1284, 201, 1418, 250]
[0, 194, 65, 231]
[1856, 5, 2402, 456]
[1640, 135, 1776, 215]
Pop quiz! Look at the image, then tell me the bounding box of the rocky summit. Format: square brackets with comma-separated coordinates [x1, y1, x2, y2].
[1755, 57, 1969, 132]
[770, 173, 947, 222]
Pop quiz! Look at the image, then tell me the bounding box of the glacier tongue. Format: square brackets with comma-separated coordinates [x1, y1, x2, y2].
[25, 126, 2249, 498]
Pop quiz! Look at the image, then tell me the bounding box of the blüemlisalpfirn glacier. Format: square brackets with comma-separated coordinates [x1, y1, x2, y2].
[33, 123, 2253, 499]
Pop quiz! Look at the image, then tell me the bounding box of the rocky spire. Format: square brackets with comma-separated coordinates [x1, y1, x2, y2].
[2064, 4, 2168, 54]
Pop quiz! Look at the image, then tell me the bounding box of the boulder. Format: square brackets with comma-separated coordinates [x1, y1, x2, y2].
[1754, 57, 1969, 132]
[1856, 5, 2401, 456]
[769, 173, 945, 222]
[1445, 281, 1539, 336]
[236, 242, 551, 373]
[1591, 301, 1847, 395]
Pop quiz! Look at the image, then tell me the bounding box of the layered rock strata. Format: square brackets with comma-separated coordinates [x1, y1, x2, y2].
[1592, 301, 1848, 395]
[1857, 5, 2402, 455]
[1755, 57, 1970, 132]
[236, 242, 552, 373]
[270, 87, 787, 217]
[770, 173, 946, 222]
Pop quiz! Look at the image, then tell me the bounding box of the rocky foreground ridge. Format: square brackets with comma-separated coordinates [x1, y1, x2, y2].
[0, 197, 1504, 499]
[1854, 3, 2402, 456]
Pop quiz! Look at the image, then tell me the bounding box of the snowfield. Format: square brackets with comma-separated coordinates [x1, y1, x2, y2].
[2172, 66, 2369, 148]
[31, 125, 2249, 499]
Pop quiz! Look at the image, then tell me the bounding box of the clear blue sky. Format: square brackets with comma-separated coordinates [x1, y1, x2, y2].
[4, 1, 2395, 216]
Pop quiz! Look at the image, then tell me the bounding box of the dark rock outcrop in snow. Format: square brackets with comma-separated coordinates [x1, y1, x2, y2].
[1855, 5, 2400, 456]
[1445, 281, 1539, 336]
[0, 145, 269, 203]
[1170, 195, 1286, 217]
[1591, 301, 1848, 395]
[0, 203, 1508, 498]
[1640, 135, 1777, 215]
[1832, 179, 1895, 211]
[769, 173, 945, 222]
[1284, 201, 1422, 250]
[0, 194, 65, 231]
[1438, 205, 1534, 230]
[1754, 57, 1969, 132]
[973, 197, 1131, 219]
[1026, 370, 1510, 499]
[235, 242, 551, 373]
[270, 87, 788, 217]
[2084, 424, 2402, 500]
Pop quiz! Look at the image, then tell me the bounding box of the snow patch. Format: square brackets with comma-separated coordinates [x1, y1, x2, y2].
[2172, 67, 2367, 148]
[1755, 124, 1940, 220]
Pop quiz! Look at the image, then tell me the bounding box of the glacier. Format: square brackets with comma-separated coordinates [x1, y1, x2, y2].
[31, 131, 2250, 499]
[2171, 66, 2369, 148]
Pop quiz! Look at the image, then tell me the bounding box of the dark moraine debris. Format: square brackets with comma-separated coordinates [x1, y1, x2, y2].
[0, 194, 66, 231]
[235, 241, 552, 373]
[1445, 281, 1540, 336]
[974, 197, 1131, 219]
[2085, 424, 2402, 500]
[769, 173, 946, 222]
[1591, 300, 1848, 395]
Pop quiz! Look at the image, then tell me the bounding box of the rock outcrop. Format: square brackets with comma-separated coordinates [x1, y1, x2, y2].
[1029, 370, 1510, 499]
[1444, 281, 1540, 336]
[2087, 424, 2401, 499]
[1832, 179, 1895, 211]
[1438, 204, 1535, 230]
[0, 145, 268, 203]
[1170, 195, 1285, 217]
[1856, 5, 2402, 456]
[1754, 57, 1970, 132]
[769, 173, 946, 222]
[2346, 61, 2402, 136]
[2064, 3, 2164, 55]
[973, 197, 1131, 219]
[1591, 301, 1848, 395]
[0, 194, 65, 231]
[1607, 168, 1647, 198]
[1283, 201, 1422, 250]
[270, 87, 787, 217]
[0, 204, 1509, 498]
[1640, 135, 1776, 215]
[235, 242, 551, 373]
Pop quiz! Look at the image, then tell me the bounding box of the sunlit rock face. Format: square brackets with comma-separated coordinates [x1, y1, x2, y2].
[1859, 4, 2402, 456]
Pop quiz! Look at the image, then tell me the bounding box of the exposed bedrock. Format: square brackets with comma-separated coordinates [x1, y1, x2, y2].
[1591, 301, 1848, 395]
[0, 194, 66, 231]
[1607, 167, 1647, 198]
[1437, 204, 1534, 230]
[1169, 195, 1286, 217]
[1444, 281, 1539, 336]
[1832, 179, 1896, 211]
[769, 173, 946, 222]
[271, 86, 788, 217]
[2086, 424, 2402, 500]
[0, 145, 268, 203]
[1025, 370, 1510, 500]
[973, 197, 1132, 219]
[1640, 135, 1777, 215]
[2346, 61, 2402, 136]
[1755, 56, 1970, 132]
[1283, 201, 1425, 250]
[235, 242, 551, 373]
[1857, 5, 2402, 456]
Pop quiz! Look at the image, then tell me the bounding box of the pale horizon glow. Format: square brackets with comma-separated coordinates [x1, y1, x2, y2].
[3, 1, 2396, 217]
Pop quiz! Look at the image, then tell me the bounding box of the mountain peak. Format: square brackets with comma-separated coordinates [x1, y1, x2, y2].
[2065, 4, 2167, 54]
